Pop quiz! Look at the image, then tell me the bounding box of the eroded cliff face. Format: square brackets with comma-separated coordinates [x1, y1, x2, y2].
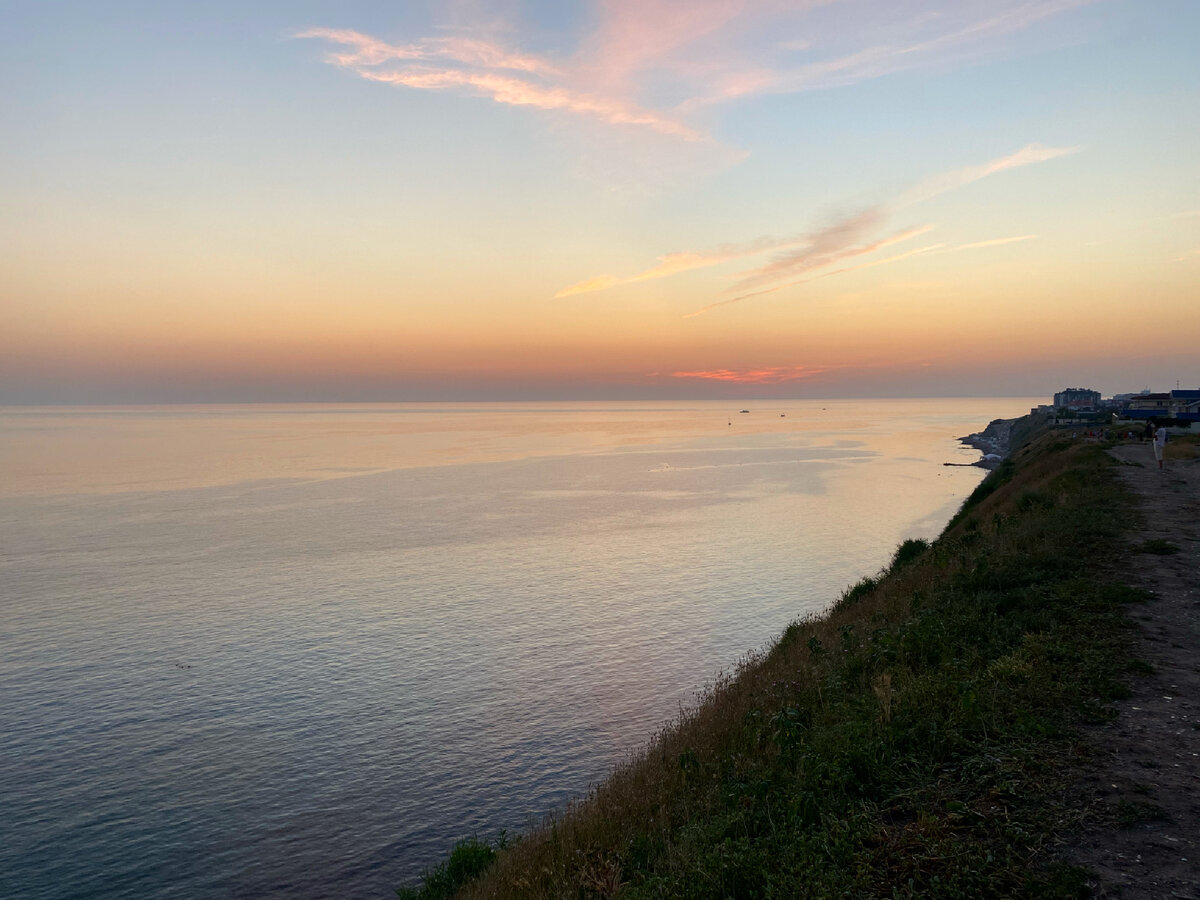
[960, 413, 1048, 468]
[960, 418, 1014, 468]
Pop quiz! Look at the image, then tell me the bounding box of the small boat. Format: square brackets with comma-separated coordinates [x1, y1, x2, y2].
[739, 409, 749, 414]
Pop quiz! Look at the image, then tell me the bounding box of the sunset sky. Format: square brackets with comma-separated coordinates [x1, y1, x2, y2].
[2, 0, 1198, 402]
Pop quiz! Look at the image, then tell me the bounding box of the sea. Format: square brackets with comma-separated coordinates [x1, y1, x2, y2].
[0, 398, 1034, 899]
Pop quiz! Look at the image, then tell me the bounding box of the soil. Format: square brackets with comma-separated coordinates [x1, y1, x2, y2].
[1064, 441, 1200, 898]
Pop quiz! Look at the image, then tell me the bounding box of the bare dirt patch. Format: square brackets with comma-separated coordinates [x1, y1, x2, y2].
[1066, 442, 1200, 898]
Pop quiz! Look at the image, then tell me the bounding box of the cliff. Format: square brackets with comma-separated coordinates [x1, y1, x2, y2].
[960, 412, 1049, 468]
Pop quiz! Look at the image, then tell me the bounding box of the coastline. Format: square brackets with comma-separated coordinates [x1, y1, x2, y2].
[955, 411, 1049, 469]
[958, 416, 1015, 468]
[0, 399, 1022, 900]
[402, 415, 1153, 898]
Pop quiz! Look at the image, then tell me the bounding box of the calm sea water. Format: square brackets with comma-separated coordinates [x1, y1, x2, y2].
[0, 399, 1033, 898]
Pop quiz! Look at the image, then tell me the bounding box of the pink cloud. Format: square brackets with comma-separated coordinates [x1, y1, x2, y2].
[296, 28, 555, 74]
[358, 67, 702, 138]
[298, 3, 1099, 142]
[555, 141, 1072, 312]
[670, 365, 828, 384]
[576, 0, 754, 92]
[298, 25, 703, 140]
[729, 209, 891, 291]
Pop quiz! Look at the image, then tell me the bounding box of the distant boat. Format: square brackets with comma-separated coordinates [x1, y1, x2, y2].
[739, 409, 749, 414]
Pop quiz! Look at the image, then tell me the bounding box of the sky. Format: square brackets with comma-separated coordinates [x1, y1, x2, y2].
[2, 0, 1198, 402]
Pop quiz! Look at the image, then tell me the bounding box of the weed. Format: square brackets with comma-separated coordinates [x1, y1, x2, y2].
[840, 575, 879, 606]
[890, 538, 930, 570]
[396, 836, 502, 899]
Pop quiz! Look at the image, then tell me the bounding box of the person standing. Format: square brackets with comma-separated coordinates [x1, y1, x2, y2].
[1153, 421, 1167, 469]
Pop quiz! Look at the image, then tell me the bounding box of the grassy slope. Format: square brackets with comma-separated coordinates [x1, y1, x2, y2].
[405, 430, 1142, 899]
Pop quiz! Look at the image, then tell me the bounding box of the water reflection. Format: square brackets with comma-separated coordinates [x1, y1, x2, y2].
[0, 399, 1034, 898]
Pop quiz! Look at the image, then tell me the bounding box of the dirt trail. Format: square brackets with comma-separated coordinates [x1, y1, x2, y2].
[1066, 442, 1200, 898]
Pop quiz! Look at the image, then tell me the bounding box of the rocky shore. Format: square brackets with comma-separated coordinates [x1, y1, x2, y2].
[957, 416, 1017, 468]
[958, 412, 1053, 469]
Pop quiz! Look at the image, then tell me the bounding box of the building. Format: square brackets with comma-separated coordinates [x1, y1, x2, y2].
[1053, 387, 1101, 410]
[1124, 392, 1172, 413]
[1171, 389, 1200, 419]
[1120, 389, 1200, 422]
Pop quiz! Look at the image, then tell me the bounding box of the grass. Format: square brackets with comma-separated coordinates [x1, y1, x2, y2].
[1165, 433, 1199, 461]
[397, 837, 504, 900]
[400, 428, 1141, 899]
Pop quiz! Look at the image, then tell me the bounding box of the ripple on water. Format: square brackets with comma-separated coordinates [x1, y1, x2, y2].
[0, 400, 1020, 897]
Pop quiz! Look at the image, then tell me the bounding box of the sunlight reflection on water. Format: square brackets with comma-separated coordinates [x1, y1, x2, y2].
[0, 399, 1033, 898]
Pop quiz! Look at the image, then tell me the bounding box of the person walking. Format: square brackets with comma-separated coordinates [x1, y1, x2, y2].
[1153, 421, 1167, 469]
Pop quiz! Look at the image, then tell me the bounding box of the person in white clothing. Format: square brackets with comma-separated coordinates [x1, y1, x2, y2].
[1152, 421, 1167, 469]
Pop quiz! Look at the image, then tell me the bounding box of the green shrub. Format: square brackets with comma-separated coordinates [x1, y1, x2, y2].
[890, 538, 930, 570]
[396, 837, 500, 899]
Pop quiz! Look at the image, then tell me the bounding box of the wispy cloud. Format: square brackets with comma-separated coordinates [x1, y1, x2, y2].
[729, 214, 926, 293]
[556, 212, 928, 301]
[684, 237, 946, 319]
[681, 233, 1041, 318]
[298, 3, 1098, 142]
[295, 28, 556, 74]
[894, 144, 1080, 207]
[761, 0, 1097, 98]
[297, 26, 703, 140]
[948, 234, 1038, 251]
[555, 233, 806, 298]
[557, 144, 1066, 315]
[669, 365, 828, 384]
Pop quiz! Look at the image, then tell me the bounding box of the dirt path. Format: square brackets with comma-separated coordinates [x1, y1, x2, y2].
[1065, 442, 1200, 898]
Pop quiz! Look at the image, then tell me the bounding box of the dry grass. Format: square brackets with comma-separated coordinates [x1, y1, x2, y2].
[1165, 433, 1199, 460]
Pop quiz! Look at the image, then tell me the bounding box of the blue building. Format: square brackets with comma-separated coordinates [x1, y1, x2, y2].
[1120, 389, 1200, 422]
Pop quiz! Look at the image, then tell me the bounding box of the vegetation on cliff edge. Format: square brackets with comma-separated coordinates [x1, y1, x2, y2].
[402, 430, 1140, 899]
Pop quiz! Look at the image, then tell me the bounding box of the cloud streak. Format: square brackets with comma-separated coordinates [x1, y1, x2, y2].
[295, 28, 556, 74]
[729, 214, 927, 293]
[760, 0, 1097, 99]
[894, 144, 1080, 207]
[945, 234, 1039, 252]
[684, 239, 947, 319]
[669, 365, 828, 384]
[298, 3, 1099, 142]
[556, 233, 815, 298]
[297, 26, 703, 140]
[557, 144, 1068, 315]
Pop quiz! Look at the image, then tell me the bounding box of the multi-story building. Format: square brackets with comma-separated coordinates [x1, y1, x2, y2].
[1053, 388, 1101, 410]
